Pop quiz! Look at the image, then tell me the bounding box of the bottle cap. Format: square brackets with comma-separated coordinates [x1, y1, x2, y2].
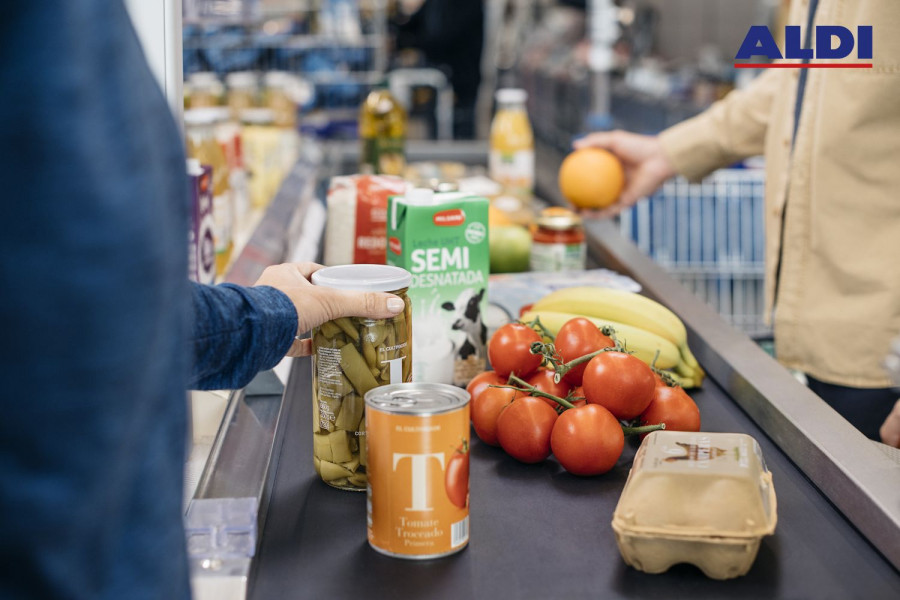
[311, 264, 412, 292]
[238, 108, 275, 125]
[226, 71, 257, 89]
[495, 88, 528, 104]
[184, 107, 222, 126]
[189, 72, 220, 86]
[264, 71, 289, 88]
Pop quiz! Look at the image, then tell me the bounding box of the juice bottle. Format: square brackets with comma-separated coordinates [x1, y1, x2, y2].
[359, 83, 407, 176]
[226, 71, 258, 119]
[240, 108, 283, 210]
[263, 71, 298, 129]
[185, 108, 233, 278]
[489, 88, 535, 203]
[187, 72, 224, 108]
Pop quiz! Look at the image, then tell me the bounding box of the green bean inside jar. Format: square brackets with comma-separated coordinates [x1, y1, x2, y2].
[309, 264, 413, 490]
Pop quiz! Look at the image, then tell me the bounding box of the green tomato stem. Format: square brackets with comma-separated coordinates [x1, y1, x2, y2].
[505, 374, 577, 410]
[523, 316, 555, 342]
[621, 423, 666, 436]
[552, 347, 617, 382]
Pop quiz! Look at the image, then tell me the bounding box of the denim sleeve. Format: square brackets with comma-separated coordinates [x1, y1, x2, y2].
[189, 282, 298, 390]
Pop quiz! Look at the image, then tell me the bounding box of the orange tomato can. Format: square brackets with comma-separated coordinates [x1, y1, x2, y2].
[364, 383, 471, 559]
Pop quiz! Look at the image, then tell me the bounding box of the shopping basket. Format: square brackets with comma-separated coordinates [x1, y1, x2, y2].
[617, 168, 771, 339]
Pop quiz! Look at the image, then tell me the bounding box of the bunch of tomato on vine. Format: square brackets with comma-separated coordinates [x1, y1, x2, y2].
[467, 317, 701, 476]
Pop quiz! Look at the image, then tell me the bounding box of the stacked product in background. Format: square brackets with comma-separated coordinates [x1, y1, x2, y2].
[184, 107, 233, 277]
[387, 188, 490, 387]
[324, 175, 407, 266]
[240, 107, 294, 211]
[186, 159, 216, 285]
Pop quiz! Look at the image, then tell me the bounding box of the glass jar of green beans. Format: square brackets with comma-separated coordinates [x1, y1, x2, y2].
[309, 265, 413, 490]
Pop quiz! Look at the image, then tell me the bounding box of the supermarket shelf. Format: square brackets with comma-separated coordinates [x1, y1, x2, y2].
[224, 137, 323, 287]
[182, 34, 384, 51]
[185, 371, 290, 600]
[185, 136, 328, 600]
[324, 138, 490, 173]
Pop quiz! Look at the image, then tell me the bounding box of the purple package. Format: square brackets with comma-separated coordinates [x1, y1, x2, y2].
[188, 160, 216, 284]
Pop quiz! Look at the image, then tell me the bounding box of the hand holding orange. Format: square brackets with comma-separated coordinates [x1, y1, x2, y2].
[558, 147, 625, 210]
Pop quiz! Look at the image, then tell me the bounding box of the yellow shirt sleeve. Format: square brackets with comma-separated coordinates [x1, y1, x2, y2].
[658, 69, 787, 182]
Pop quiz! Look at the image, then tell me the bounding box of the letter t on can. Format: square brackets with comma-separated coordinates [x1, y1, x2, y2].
[393, 453, 445, 511]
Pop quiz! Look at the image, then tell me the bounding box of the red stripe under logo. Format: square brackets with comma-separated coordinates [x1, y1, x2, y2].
[734, 63, 874, 69]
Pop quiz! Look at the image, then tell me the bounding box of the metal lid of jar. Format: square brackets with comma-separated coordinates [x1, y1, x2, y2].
[535, 208, 583, 231]
[311, 264, 412, 292]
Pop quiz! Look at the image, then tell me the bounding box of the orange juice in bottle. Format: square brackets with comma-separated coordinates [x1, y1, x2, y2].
[489, 88, 534, 202]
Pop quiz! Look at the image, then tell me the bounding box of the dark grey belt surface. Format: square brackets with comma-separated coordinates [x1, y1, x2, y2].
[247, 358, 900, 600]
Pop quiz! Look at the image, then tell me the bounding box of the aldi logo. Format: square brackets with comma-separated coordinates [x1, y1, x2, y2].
[735, 25, 873, 69]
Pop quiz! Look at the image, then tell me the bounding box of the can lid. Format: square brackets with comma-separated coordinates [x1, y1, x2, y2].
[311, 264, 412, 292]
[365, 383, 470, 415]
[536, 207, 583, 230]
[495, 88, 527, 104]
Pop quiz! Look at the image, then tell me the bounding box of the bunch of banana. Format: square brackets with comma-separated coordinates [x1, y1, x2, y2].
[522, 286, 705, 388]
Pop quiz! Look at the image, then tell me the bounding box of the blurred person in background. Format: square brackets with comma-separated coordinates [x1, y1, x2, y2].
[393, 0, 484, 138]
[0, 2, 404, 599]
[576, 0, 900, 444]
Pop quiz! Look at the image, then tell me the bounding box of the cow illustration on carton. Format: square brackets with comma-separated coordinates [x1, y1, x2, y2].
[442, 288, 486, 361]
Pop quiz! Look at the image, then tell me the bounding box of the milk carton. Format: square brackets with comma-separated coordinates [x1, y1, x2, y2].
[387, 189, 490, 386]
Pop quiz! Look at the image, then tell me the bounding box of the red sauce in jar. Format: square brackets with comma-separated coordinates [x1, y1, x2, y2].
[530, 209, 586, 271]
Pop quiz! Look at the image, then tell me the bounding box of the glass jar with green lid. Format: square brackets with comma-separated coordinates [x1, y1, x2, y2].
[309, 264, 413, 490]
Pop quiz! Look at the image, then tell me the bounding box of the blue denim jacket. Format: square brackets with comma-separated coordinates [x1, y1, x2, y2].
[190, 282, 297, 391]
[0, 2, 296, 598]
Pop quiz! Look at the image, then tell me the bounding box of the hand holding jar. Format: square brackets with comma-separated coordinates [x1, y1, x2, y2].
[253, 262, 407, 357]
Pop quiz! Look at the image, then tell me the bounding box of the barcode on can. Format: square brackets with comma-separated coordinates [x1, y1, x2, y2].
[451, 516, 469, 548]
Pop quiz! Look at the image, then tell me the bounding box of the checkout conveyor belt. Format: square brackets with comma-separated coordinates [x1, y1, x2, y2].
[209, 140, 899, 598]
[248, 353, 899, 599]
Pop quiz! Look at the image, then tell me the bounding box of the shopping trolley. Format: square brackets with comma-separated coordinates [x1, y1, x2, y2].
[617, 168, 771, 339]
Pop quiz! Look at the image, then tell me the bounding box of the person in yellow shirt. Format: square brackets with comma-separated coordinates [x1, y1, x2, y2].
[577, 0, 900, 443]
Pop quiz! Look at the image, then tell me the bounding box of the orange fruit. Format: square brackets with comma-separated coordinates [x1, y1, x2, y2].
[488, 204, 514, 227]
[558, 148, 625, 210]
